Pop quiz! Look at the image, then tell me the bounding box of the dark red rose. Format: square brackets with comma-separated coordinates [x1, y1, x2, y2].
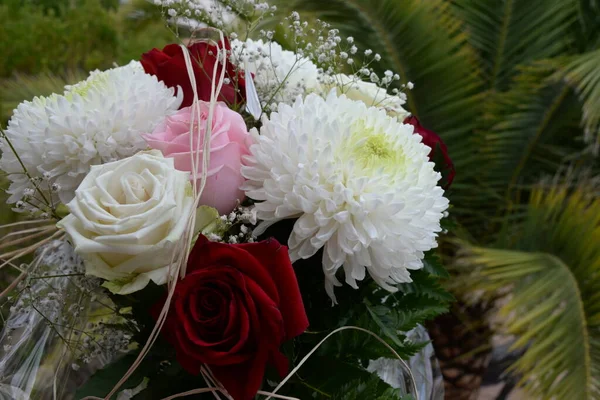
[404, 116, 455, 189]
[153, 236, 308, 400]
[141, 39, 246, 108]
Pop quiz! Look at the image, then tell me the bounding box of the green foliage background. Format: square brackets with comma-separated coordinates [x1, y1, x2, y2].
[0, 0, 173, 124]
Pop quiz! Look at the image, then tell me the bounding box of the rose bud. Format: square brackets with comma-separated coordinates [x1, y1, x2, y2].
[141, 38, 246, 108]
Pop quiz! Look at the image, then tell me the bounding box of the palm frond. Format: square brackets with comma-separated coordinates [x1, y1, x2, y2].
[455, 61, 589, 227]
[454, 179, 600, 399]
[573, 0, 600, 49]
[451, 0, 579, 92]
[266, 0, 485, 171]
[560, 49, 600, 150]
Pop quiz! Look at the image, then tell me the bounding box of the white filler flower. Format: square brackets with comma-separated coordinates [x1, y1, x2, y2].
[242, 92, 449, 301]
[231, 38, 320, 106]
[57, 150, 194, 295]
[0, 61, 182, 209]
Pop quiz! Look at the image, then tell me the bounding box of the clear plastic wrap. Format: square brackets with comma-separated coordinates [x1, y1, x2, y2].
[0, 240, 132, 400]
[368, 324, 445, 400]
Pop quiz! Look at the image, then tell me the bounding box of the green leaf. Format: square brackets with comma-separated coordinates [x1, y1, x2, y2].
[194, 205, 224, 236]
[279, 356, 373, 398]
[330, 375, 404, 400]
[75, 355, 147, 399]
[367, 296, 447, 338]
[422, 252, 449, 278]
[366, 304, 405, 347]
[397, 270, 454, 305]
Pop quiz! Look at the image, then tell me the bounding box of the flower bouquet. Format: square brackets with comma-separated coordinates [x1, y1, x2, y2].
[0, 1, 454, 399]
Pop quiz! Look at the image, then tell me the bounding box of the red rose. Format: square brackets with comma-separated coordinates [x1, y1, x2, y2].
[404, 116, 455, 189]
[154, 236, 308, 400]
[141, 39, 246, 108]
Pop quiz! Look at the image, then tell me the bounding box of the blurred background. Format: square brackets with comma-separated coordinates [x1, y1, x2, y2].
[1, 0, 600, 399]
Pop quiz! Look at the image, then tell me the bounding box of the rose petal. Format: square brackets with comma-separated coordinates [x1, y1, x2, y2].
[197, 165, 246, 215]
[403, 116, 454, 189]
[143, 102, 250, 215]
[172, 268, 254, 364]
[236, 239, 309, 339]
[188, 237, 279, 302]
[140, 48, 172, 75]
[210, 347, 270, 400]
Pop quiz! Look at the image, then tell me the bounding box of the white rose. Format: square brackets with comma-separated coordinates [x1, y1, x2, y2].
[325, 74, 410, 120]
[57, 150, 194, 294]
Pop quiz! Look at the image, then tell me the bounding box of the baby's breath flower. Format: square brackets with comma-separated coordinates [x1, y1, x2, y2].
[231, 38, 320, 107]
[207, 233, 223, 242]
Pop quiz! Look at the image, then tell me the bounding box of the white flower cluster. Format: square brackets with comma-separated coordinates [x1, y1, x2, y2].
[153, 0, 276, 31]
[211, 205, 259, 244]
[323, 74, 410, 120]
[228, 11, 411, 120]
[242, 92, 448, 301]
[231, 38, 320, 108]
[0, 61, 182, 211]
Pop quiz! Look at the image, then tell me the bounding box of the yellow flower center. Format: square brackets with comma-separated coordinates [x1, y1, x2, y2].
[363, 134, 393, 160]
[67, 72, 109, 98]
[341, 121, 404, 172]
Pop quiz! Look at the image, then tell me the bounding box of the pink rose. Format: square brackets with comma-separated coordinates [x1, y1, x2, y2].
[143, 102, 250, 214]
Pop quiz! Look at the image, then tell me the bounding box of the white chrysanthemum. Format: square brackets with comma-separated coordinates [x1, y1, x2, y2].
[323, 74, 410, 120]
[0, 61, 182, 209]
[241, 91, 448, 301]
[231, 38, 320, 106]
